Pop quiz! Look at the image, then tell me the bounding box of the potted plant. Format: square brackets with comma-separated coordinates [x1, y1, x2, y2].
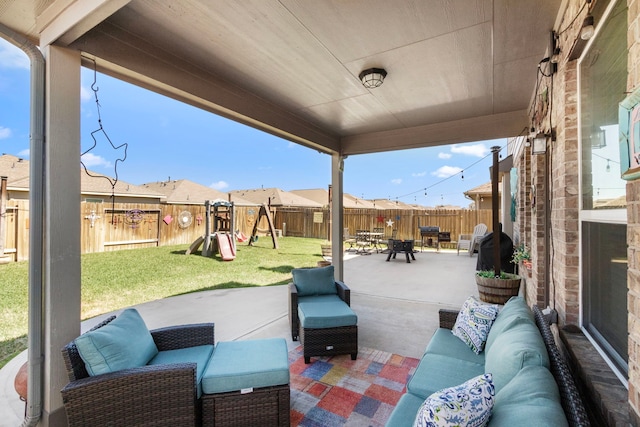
[475, 270, 522, 305]
[512, 244, 532, 270]
[318, 241, 332, 267]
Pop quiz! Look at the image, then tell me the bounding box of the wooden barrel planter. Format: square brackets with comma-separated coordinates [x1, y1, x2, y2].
[475, 273, 522, 304]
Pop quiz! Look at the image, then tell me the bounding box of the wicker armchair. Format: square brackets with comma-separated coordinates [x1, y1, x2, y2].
[61, 316, 215, 427]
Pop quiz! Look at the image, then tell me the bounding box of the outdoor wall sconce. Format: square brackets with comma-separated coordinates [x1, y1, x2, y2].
[532, 133, 548, 155]
[580, 13, 595, 40]
[359, 68, 387, 88]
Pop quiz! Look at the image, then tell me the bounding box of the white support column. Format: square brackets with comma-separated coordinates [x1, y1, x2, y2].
[42, 45, 82, 426]
[331, 153, 344, 280]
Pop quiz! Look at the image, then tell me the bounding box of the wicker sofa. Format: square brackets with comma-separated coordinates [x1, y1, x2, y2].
[386, 297, 590, 427]
[288, 265, 358, 364]
[61, 309, 215, 426]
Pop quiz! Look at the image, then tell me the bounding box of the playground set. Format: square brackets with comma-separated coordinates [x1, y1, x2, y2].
[186, 201, 278, 260]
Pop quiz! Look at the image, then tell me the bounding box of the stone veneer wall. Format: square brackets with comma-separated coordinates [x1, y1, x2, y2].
[627, 0, 640, 420]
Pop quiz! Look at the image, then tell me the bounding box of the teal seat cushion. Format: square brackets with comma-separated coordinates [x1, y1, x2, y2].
[384, 393, 425, 427]
[202, 338, 289, 394]
[485, 296, 534, 353]
[484, 316, 549, 393]
[75, 308, 158, 376]
[148, 344, 215, 398]
[424, 328, 486, 365]
[490, 365, 568, 427]
[407, 353, 484, 399]
[292, 265, 337, 296]
[298, 297, 357, 329]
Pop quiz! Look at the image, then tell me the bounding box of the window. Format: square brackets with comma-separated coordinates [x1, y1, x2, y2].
[579, 0, 628, 378]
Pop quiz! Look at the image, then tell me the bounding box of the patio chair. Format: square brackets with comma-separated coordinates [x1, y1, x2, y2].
[61, 311, 215, 427]
[355, 229, 371, 254]
[344, 227, 357, 252]
[457, 233, 472, 255]
[371, 227, 385, 252]
[468, 223, 488, 257]
[289, 265, 358, 363]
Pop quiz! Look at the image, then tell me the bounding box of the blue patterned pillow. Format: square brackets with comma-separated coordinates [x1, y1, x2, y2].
[452, 296, 499, 354]
[413, 373, 495, 427]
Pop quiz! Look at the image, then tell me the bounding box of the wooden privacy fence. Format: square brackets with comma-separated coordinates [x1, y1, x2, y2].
[1, 201, 493, 261]
[274, 207, 494, 243]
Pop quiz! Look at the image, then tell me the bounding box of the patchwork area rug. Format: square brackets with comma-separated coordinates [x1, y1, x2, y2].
[289, 346, 420, 426]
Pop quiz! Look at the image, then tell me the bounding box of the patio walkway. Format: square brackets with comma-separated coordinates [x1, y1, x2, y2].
[0, 249, 480, 426]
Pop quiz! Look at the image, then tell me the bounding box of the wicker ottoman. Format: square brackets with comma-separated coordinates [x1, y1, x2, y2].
[201, 338, 290, 427]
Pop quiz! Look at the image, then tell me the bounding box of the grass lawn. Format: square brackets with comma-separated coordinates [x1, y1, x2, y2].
[0, 236, 325, 369]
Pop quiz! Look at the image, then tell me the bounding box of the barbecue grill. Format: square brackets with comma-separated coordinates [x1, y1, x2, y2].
[418, 226, 451, 251]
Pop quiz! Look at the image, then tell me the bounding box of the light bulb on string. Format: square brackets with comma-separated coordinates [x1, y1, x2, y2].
[461, 170, 464, 181]
[606, 160, 611, 172]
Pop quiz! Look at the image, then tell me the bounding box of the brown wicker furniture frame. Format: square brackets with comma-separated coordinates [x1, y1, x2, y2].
[61, 316, 215, 427]
[289, 280, 358, 363]
[437, 306, 590, 427]
[202, 384, 290, 427]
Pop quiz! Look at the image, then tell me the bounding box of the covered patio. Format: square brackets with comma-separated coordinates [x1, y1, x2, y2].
[1, 0, 637, 425]
[0, 250, 480, 424]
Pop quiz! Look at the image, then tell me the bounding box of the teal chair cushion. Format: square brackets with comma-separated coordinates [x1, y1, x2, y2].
[298, 297, 357, 329]
[490, 365, 568, 426]
[485, 296, 534, 353]
[407, 353, 484, 399]
[424, 328, 486, 365]
[484, 316, 550, 393]
[148, 344, 215, 398]
[75, 308, 159, 376]
[292, 265, 337, 296]
[201, 338, 290, 394]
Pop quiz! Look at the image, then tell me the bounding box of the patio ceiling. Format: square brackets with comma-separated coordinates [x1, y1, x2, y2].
[1, 0, 561, 155]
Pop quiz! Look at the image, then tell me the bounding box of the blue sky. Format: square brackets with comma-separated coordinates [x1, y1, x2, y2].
[0, 39, 505, 207]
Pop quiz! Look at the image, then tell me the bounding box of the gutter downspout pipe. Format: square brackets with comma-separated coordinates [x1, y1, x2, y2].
[0, 23, 45, 427]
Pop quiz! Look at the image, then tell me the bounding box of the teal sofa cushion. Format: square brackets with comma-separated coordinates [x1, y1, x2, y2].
[292, 265, 337, 297]
[298, 296, 357, 329]
[490, 365, 568, 426]
[485, 296, 533, 353]
[202, 338, 289, 394]
[424, 328, 486, 365]
[148, 344, 215, 398]
[384, 392, 425, 427]
[484, 316, 549, 393]
[407, 353, 484, 399]
[75, 308, 158, 376]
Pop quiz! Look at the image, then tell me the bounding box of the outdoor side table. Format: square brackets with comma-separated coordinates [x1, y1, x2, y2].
[201, 338, 290, 427]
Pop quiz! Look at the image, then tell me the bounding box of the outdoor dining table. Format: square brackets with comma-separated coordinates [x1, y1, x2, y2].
[386, 239, 416, 263]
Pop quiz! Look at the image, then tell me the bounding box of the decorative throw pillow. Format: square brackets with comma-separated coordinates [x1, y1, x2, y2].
[452, 296, 499, 354]
[413, 373, 495, 427]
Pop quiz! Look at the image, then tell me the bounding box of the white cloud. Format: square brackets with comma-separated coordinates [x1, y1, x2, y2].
[210, 180, 229, 190]
[412, 171, 426, 177]
[432, 165, 463, 178]
[18, 149, 29, 157]
[0, 40, 30, 70]
[451, 143, 488, 157]
[81, 153, 111, 168]
[391, 178, 402, 185]
[0, 126, 11, 139]
[438, 152, 451, 159]
[81, 86, 92, 102]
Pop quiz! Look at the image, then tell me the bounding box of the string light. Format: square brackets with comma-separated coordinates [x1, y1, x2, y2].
[606, 159, 611, 172]
[461, 170, 464, 181]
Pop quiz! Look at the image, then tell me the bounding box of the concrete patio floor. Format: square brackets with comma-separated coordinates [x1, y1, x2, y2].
[0, 248, 481, 426]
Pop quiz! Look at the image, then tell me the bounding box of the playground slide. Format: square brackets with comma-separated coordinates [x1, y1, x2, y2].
[216, 233, 236, 261]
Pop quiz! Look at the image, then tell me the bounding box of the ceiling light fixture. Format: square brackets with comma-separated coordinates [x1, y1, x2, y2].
[359, 68, 387, 89]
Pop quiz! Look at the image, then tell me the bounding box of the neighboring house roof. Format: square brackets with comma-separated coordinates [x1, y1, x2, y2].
[229, 188, 322, 207]
[1, 154, 165, 199]
[141, 179, 255, 205]
[290, 188, 378, 209]
[464, 182, 500, 198]
[369, 198, 416, 209]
